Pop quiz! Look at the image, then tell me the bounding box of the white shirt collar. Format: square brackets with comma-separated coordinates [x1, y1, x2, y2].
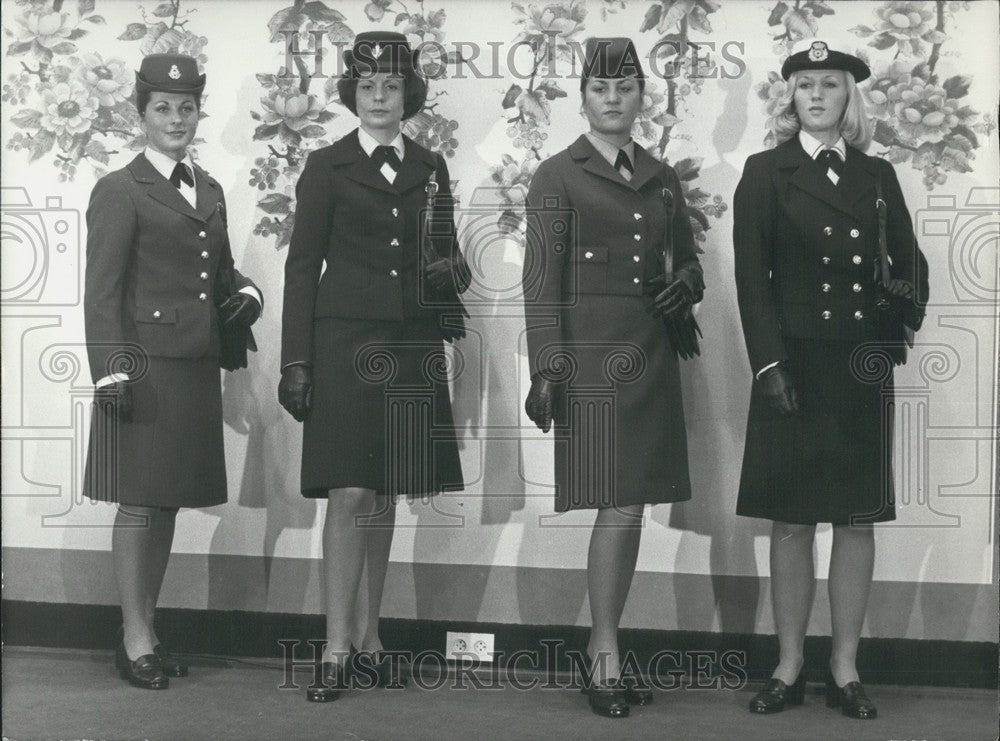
[798, 130, 846, 161]
[144, 147, 195, 182]
[357, 127, 405, 160]
[585, 132, 635, 169]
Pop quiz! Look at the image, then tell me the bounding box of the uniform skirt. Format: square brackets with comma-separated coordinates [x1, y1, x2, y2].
[83, 356, 227, 508]
[736, 337, 895, 524]
[301, 316, 464, 498]
[550, 294, 692, 512]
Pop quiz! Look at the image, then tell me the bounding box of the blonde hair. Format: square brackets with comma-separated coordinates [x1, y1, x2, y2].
[771, 69, 872, 150]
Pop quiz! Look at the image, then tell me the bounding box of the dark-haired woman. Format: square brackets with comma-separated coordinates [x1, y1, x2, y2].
[279, 31, 468, 702]
[84, 53, 261, 689]
[522, 37, 704, 718]
[734, 38, 928, 719]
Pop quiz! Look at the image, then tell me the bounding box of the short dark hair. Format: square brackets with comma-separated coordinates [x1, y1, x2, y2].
[136, 89, 202, 116]
[337, 75, 426, 121]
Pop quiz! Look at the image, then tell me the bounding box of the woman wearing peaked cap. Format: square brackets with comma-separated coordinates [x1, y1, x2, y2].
[83, 53, 262, 689]
[522, 37, 704, 718]
[278, 31, 470, 702]
[734, 38, 928, 719]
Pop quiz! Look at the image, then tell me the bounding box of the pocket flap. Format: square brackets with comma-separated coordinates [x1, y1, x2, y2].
[574, 246, 609, 263]
[134, 305, 177, 324]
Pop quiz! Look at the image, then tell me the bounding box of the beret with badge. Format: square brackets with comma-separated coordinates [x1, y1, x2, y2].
[781, 38, 870, 82]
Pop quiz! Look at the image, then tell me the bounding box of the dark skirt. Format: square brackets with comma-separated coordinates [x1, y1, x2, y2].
[83, 356, 227, 508]
[301, 316, 464, 497]
[550, 294, 691, 512]
[736, 337, 895, 524]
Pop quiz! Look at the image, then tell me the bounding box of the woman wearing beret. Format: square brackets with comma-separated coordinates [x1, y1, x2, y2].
[278, 31, 468, 702]
[734, 39, 928, 719]
[84, 53, 262, 689]
[522, 37, 704, 718]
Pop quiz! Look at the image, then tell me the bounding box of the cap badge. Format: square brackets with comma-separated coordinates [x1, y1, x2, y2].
[373, 42, 382, 58]
[168, 64, 182, 80]
[809, 41, 829, 62]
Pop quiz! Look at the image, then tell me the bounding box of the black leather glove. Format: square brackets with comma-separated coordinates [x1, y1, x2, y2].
[885, 278, 914, 299]
[758, 363, 799, 417]
[423, 258, 458, 291]
[278, 365, 313, 422]
[219, 293, 261, 328]
[647, 275, 694, 318]
[524, 373, 556, 433]
[96, 380, 133, 422]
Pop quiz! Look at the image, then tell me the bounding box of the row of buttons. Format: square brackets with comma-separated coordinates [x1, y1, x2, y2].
[823, 226, 861, 238]
[822, 310, 866, 320]
[821, 255, 863, 265]
[821, 283, 864, 292]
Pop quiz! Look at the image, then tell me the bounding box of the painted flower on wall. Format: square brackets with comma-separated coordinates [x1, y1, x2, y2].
[77, 53, 132, 107]
[39, 80, 98, 136]
[11, 9, 81, 58]
[259, 89, 329, 138]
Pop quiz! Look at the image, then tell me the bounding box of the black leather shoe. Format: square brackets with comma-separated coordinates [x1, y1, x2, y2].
[353, 651, 408, 689]
[115, 642, 168, 690]
[825, 673, 877, 719]
[306, 661, 348, 703]
[748, 673, 805, 713]
[622, 684, 653, 706]
[586, 681, 630, 718]
[153, 645, 188, 677]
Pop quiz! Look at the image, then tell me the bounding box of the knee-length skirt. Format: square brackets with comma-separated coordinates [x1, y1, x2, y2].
[736, 337, 896, 524]
[301, 316, 464, 498]
[83, 356, 227, 508]
[549, 295, 692, 512]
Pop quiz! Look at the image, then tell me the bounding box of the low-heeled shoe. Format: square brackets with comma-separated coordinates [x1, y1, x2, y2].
[153, 644, 189, 677]
[115, 642, 169, 690]
[586, 681, 630, 718]
[825, 673, 877, 719]
[620, 674, 654, 706]
[306, 661, 348, 703]
[748, 673, 805, 713]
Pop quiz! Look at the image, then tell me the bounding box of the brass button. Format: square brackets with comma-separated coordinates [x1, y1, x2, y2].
[392, 208, 399, 217]
[822, 256, 831, 264]
[390, 238, 399, 247]
[823, 226, 832, 236]
[153, 310, 161, 319]
[822, 310, 831, 320]
[198, 292, 207, 301]
[853, 283, 862, 293]
[854, 310, 864, 320]
[200, 272, 208, 280]
[198, 231, 207, 239]
[850, 228, 860, 238]
[632, 277, 640, 284]
[200, 250, 209, 259]
[633, 255, 640, 263]
[852, 255, 862, 265]
[389, 269, 398, 278]
[822, 283, 831, 292]
[584, 251, 594, 259]
[633, 234, 641, 241]
[634, 213, 642, 220]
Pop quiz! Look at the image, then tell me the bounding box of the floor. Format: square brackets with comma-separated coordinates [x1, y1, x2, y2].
[2, 647, 996, 740]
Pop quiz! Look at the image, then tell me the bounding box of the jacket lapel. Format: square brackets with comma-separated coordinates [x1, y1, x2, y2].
[778, 138, 856, 218]
[332, 129, 398, 195]
[392, 135, 437, 195]
[128, 153, 203, 222]
[838, 146, 878, 215]
[569, 135, 663, 193]
[193, 164, 224, 222]
[630, 145, 665, 192]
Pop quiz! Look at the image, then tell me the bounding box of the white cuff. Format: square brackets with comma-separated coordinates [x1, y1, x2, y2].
[95, 373, 128, 388]
[239, 286, 263, 314]
[755, 361, 780, 380]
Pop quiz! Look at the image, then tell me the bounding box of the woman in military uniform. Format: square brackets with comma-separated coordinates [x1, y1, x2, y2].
[84, 54, 261, 690]
[522, 37, 704, 718]
[734, 39, 928, 719]
[278, 32, 468, 702]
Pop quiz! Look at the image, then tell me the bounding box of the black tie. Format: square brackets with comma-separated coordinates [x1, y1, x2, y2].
[614, 149, 634, 175]
[169, 161, 193, 188]
[371, 145, 402, 172]
[817, 149, 843, 180]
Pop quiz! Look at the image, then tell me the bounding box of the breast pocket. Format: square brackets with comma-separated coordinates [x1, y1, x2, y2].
[568, 246, 609, 295]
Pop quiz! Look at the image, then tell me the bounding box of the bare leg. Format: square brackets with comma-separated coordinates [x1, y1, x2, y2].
[828, 523, 875, 686]
[323, 487, 375, 663]
[357, 494, 397, 653]
[769, 521, 817, 684]
[586, 504, 644, 683]
[114, 505, 175, 659]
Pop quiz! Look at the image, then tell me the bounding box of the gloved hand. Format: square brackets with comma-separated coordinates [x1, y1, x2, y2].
[423, 258, 458, 291]
[885, 278, 914, 299]
[758, 363, 799, 417]
[278, 365, 313, 422]
[219, 293, 261, 328]
[647, 275, 694, 318]
[96, 380, 133, 422]
[524, 373, 556, 433]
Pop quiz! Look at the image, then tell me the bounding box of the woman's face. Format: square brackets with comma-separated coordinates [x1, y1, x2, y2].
[792, 70, 848, 138]
[357, 73, 405, 136]
[582, 76, 642, 139]
[141, 92, 199, 160]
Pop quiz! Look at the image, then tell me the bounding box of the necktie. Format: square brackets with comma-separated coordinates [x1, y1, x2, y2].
[169, 161, 193, 188]
[371, 145, 402, 172]
[817, 149, 843, 184]
[614, 149, 634, 179]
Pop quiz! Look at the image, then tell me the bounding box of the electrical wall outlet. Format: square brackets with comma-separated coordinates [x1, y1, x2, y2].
[445, 631, 494, 663]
